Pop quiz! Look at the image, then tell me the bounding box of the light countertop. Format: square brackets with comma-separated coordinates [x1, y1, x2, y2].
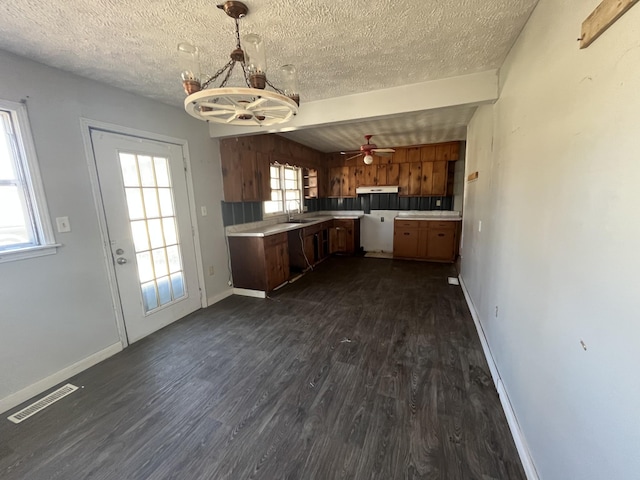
[227, 213, 364, 238]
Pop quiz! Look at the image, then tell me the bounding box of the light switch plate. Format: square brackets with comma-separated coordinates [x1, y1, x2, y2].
[56, 216, 71, 233]
[201, 206, 207, 216]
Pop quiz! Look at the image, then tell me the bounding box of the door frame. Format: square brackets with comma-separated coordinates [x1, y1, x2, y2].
[80, 118, 207, 348]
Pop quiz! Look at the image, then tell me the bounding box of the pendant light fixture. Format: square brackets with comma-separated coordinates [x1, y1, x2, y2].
[178, 1, 299, 126]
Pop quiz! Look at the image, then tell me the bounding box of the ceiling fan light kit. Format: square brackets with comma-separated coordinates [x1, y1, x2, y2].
[178, 1, 299, 126]
[344, 135, 396, 164]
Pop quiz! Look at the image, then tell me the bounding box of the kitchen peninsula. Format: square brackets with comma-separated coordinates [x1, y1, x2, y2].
[227, 212, 362, 297]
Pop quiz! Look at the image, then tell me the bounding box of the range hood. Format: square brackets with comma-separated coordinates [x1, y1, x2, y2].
[356, 186, 399, 194]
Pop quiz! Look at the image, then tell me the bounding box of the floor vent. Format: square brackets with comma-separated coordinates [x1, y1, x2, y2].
[448, 277, 460, 285]
[7, 384, 79, 424]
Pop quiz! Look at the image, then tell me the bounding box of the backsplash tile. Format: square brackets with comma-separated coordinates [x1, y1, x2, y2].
[223, 194, 453, 226]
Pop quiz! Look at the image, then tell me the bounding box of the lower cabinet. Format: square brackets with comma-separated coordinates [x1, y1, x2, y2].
[288, 221, 331, 270]
[228, 232, 289, 292]
[393, 219, 460, 262]
[329, 218, 360, 255]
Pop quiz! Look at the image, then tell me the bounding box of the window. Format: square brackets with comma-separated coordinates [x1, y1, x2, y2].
[264, 164, 303, 216]
[0, 99, 56, 262]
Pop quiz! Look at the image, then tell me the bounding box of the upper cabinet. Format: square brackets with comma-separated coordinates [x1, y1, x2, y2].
[324, 141, 460, 198]
[219, 135, 328, 203]
[220, 137, 461, 201]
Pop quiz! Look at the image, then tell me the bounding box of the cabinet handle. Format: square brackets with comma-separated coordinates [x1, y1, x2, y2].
[438, 233, 445, 237]
[404, 232, 410, 236]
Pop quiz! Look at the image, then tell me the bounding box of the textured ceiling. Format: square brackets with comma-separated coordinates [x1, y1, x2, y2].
[0, 0, 538, 149]
[279, 106, 476, 153]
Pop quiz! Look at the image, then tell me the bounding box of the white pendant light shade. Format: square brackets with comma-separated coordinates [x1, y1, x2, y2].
[363, 154, 374, 165]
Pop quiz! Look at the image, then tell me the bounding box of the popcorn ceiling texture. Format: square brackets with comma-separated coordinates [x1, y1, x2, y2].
[1, 0, 537, 150]
[279, 106, 476, 153]
[0, 0, 538, 106]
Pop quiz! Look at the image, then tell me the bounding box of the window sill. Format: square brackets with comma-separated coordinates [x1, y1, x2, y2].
[0, 244, 61, 264]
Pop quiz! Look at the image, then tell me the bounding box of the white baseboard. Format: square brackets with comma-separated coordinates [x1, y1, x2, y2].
[459, 275, 540, 480]
[232, 288, 266, 298]
[207, 288, 234, 306]
[0, 342, 122, 415]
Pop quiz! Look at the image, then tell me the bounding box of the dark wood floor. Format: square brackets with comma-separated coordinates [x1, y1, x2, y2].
[0, 257, 525, 480]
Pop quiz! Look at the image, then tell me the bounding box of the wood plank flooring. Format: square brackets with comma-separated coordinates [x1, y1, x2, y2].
[0, 257, 526, 479]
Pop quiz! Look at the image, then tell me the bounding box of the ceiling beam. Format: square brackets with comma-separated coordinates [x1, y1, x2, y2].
[207, 70, 499, 138]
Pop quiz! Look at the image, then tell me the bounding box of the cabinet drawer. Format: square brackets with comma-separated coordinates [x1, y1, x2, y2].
[394, 219, 419, 229]
[264, 232, 287, 247]
[420, 220, 457, 229]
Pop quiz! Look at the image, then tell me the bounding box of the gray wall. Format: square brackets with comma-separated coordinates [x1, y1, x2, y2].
[0, 49, 230, 406]
[461, 0, 640, 478]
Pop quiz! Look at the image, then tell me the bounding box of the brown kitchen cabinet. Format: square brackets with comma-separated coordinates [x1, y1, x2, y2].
[288, 221, 331, 269]
[393, 219, 460, 262]
[329, 166, 356, 198]
[329, 218, 361, 255]
[228, 233, 290, 292]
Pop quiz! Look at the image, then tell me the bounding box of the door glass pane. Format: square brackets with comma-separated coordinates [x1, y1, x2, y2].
[142, 188, 160, 218]
[136, 251, 154, 283]
[162, 218, 177, 246]
[147, 218, 164, 249]
[158, 188, 174, 216]
[154, 157, 170, 187]
[119, 154, 139, 187]
[119, 152, 188, 314]
[138, 156, 156, 187]
[125, 188, 145, 220]
[157, 276, 172, 306]
[152, 248, 169, 277]
[130, 220, 150, 252]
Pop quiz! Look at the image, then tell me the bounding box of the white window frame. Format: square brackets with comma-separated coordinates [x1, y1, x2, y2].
[263, 164, 303, 217]
[0, 99, 57, 263]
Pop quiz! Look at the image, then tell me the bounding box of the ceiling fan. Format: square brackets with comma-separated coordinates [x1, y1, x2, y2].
[342, 135, 395, 164]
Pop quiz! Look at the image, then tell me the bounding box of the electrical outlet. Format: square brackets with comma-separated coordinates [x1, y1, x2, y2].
[56, 216, 71, 233]
[436, 199, 441, 207]
[380, 217, 384, 222]
[208, 266, 215, 276]
[495, 305, 499, 317]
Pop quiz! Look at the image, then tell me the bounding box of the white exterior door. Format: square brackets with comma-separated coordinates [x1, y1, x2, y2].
[91, 130, 201, 343]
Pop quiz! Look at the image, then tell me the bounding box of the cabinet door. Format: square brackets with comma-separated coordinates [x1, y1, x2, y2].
[361, 165, 377, 186]
[329, 167, 342, 197]
[329, 226, 348, 253]
[345, 166, 356, 197]
[386, 163, 400, 186]
[394, 228, 419, 258]
[377, 164, 388, 186]
[303, 234, 315, 265]
[408, 162, 422, 196]
[398, 163, 410, 196]
[421, 161, 434, 196]
[431, 161, 448, 196]
[266, 242, 289, 291]
[255, 152, 271, 201]
[426, 229, 456, 261]
[417, 228, 429, 258]
[220, 142, 243, 202]
[240, 151, 259, 201]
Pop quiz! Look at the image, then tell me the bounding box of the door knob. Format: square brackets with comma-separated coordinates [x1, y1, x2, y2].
[116, 257, 127, 265]
[115, 248, 124, 255]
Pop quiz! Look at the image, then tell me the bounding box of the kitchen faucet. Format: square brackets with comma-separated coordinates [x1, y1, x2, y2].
[287, 199, 302, 221]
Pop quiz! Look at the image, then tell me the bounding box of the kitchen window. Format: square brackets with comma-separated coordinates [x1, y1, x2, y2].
[0, 99, 57, 262]
[264, 164, 302, 216]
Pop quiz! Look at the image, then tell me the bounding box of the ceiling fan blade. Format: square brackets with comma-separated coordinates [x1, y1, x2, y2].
[345, 153, 363, 161]
[375, 152, 393, 157]
[372, 148, 395, 153]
